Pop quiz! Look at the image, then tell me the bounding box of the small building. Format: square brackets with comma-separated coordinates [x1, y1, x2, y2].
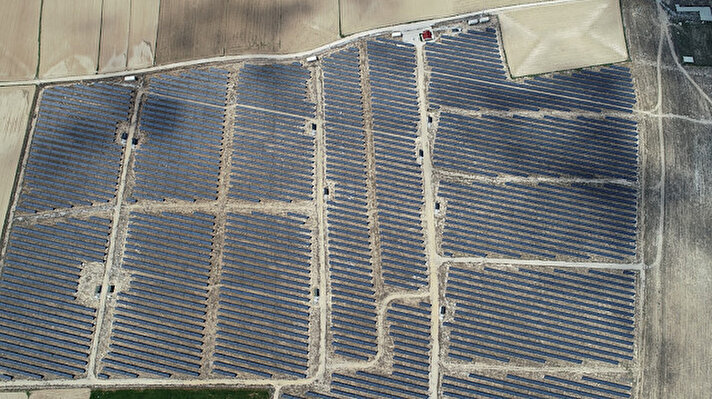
[420, 29, 434, 42]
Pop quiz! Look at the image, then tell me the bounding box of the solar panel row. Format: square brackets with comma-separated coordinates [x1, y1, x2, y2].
[215, 212, 313, 379]
[322, 47, 378, 361]
[367, 39, 427, 291]
[445, 265, 636, 365]
[284, 301, 431, 399]
[16, 84, 132, 214]
[438, 180, 638, 261]
[0, 216, 111, 380]
[100, 211, 214, 379]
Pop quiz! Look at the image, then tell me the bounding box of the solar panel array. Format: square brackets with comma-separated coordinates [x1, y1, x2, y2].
[322, 47, 378, 361]
[435, 113, 639, 180]
[229, 109, 315, 203]
[428, 27, 639, 263]
[438, 180, 638, 260]
[131, 68, 228, 202]
[230, 63, 316, 202]
[214, 212, 313, 379]
[283, 301, 432, 399]
[100, 211, 214, 379]
[0, 23, 642, 399]
[15, 83, 132, 213]
[147, 69, 229, 106]
[235, 63, 316, 118]
[366, 40, 427, 291]
[445, 265, 636, 366]
[0, 216, 111, 380]
[442, 372, 632, 398]
[426, 28, 636, 113]
[131, 95, 226, 202]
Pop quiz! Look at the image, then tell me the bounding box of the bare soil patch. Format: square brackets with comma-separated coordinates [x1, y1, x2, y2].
[498, 0, 628, 77]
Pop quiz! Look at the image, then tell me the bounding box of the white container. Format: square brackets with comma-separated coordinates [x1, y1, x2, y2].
[467, 19, 479, 25]
[123, 75, 136, 82]
[479, 16, 491, 23]
[391, 31, 403, 38]
[306, 55, 318, 62]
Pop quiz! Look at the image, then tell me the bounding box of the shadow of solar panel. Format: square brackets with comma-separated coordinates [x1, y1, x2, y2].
[16, 83, 133, 214]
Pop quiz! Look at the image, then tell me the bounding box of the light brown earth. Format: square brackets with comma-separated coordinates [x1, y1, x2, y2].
[155, 0, 339, 63]
[340, 0, 554, 35]
[0, 1, 41, 80]
[0, 86, 35, 236]
[0, 393, 27, 399]
[98, 0, 131, 73]
[28, 389, 89, 399]
[38, 0, 102, 78]
[127, 0, 160, 69]
[499, 0, 628, 77]
[623, 0, 712, 397]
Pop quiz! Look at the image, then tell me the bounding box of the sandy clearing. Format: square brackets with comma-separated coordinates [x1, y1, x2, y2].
[0, 1, 41, 81]
[98, 0, 130, 73]
[29, 389, 89, 399]
[0, 393, 27, 399]
[38, 0, 102, 78]
[499, 0, 628, 77]
[0, 86, 35, 234]
[127, 0, 160, 69]
[340, 0, 554, 35]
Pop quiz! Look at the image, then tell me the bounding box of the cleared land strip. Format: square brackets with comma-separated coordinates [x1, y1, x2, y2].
[438, 170, 638, 188]
[442, 257, 644, 270]
[86, 89, 142, 379]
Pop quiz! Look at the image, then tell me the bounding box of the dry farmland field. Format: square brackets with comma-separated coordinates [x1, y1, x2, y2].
[154, 0, 339, 63]
[38, 0, 103, 78]
[1, 0, 712, 398]
[0, 86, 35, 237]
[498, 0, 629, 77]
[0, 1, 41, 81]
